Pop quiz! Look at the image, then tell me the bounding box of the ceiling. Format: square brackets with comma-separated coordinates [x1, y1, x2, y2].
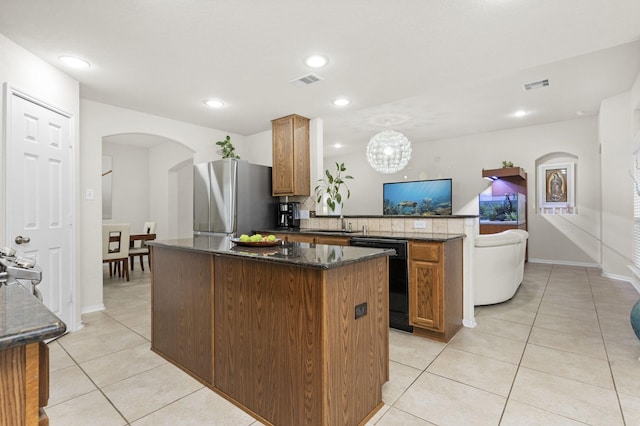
[1, 0, 639, 156]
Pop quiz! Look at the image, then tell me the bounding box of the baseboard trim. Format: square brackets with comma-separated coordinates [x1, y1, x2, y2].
[528, 258, 600, 268]
[81, 304, 105, 314]
[601, 271, 632, 284]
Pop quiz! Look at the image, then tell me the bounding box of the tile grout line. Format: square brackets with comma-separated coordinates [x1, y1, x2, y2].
[54, 338, 132, 425]
[496, 264, 552, 425]
[588, 269, 629, 426]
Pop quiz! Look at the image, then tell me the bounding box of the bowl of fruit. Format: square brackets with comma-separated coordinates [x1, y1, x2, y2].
[231, 234, 282, 247]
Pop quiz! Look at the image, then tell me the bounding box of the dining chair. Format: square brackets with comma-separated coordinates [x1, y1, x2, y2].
[102, 223, 131, 281]
[129, 221, 157, 271]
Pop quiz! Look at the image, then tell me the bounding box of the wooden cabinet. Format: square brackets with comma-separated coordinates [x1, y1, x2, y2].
[0, 341, 50, 426]
[408, 239, 463, 342]
[270, 232, 314, 244]
[271, 114, 310, 196]
[151, 242, 389, 425]
[151, 247, 214, 385]
[314, 235, 351, 246]
[269, 232, 351, 246]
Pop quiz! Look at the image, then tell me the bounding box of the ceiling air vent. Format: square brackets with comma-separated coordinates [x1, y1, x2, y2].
[289, 73, 324, 87]
[523, 79, 550, 91]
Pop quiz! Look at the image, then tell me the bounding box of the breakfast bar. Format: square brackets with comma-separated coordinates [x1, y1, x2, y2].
[148, 236, 392, 426]
[0, 283, 67, 425]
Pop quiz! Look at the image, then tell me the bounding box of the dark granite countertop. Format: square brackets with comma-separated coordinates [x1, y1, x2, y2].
[148, 235, 394, 270]
[259, 228, 465, 242]
[0, 283, 67, 350]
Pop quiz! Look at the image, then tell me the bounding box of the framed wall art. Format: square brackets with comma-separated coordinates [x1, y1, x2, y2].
[538, 162, 576, 214]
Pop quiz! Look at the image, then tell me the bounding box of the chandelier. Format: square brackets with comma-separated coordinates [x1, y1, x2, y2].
[366, 130, 412, 174]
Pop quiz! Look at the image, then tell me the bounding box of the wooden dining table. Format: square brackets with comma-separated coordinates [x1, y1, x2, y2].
[109, 233, 157, 245]
[129, 233, 156, 247]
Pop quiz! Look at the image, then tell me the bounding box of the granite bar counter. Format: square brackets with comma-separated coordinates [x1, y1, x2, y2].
[0, 283, 66, 349]
[1, 282, 67, 425]
[148, 235, 394, 269]
[148, 235, 391, 425]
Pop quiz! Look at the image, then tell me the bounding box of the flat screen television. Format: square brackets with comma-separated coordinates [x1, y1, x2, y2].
[383, 178, 452, 216]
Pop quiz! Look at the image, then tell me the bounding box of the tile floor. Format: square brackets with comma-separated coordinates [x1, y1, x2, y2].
[47, 263, 640, 425]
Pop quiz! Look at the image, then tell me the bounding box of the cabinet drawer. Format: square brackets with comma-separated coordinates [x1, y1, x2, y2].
[410, 243, 440, 262]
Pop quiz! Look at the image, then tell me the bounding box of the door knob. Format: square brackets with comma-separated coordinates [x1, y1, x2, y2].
[15, 235, 30, 245]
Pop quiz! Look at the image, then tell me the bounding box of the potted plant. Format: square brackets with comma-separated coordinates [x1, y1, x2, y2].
[315, 162, 354, 214]
[216, 135, 240, 159]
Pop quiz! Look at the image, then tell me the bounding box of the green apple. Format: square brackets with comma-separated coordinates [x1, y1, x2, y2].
[239, 234, 250, 242]
[267, 235, 277, 242]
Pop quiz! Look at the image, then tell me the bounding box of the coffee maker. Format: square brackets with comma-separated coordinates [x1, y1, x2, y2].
[277, 202, 300, 228]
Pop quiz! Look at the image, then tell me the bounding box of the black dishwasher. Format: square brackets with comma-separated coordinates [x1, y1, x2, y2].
[350, 238, 412, 332]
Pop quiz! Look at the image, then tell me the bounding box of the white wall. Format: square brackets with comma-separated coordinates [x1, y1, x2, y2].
[80, 100, 245, 312]
[0, 33, 82, 326]
[149, 141, 195, 240]
[171, 159, 194, 238]
[328, 117, 602, 267]
[600, 92, 634, 279]
[101, 142, 150, 231]
[245, 130, 272, 166]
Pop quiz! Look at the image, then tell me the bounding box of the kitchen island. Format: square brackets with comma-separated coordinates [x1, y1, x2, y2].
[148, 236, 392, 426]
[0, 282, 67, 425]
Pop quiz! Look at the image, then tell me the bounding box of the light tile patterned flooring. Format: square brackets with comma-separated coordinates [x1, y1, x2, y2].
[48, 263, 640, 425]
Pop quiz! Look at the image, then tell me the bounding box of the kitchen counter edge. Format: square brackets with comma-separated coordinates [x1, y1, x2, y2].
[0, 283, 67, 350]
[148, 237, 395, 270]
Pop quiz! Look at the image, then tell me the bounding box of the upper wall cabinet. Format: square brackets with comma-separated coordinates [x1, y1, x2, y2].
[272, 114, 310, 196]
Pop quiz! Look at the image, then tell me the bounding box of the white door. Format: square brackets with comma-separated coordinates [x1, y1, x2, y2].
[5, 90, 74, 328]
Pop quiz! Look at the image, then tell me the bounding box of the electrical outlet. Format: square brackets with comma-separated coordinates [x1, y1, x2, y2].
[85, 189, 95, 200]
[355, 302, 368, 319]
[299, 209, 310, 219]
[414, 220, 426, 229]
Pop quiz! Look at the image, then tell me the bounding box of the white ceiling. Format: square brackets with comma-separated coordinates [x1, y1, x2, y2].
[1, 0, 639, 156]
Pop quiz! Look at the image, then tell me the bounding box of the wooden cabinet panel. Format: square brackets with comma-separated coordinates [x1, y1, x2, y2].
[271, 114, 310, 196]
[285, 233, 316, 244]
[213, 255, 388, 425]
[408, 240, 463, 342]
[314, 235, 350, 246]
[151, 247, 214, 385]
[0, 341, 48, 426]
[410, 243, 440, 262]
[271, 233, 350, 246]
[409, 260, 442, 331]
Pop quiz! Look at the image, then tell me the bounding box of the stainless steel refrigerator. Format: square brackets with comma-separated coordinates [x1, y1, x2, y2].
[193, 159, 276, 236]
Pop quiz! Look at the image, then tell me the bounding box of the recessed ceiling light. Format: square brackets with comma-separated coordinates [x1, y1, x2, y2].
[333, 143, 343, 148]
[304, 55, 329, 68]
[513, 110, 527, 118]
[204, 99, 225, 108]
[333, 98, 350, 107]
[59, 56, 90, 69]
[576, 110, 585, 116]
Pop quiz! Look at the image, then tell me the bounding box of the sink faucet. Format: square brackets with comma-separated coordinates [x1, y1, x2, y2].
[339, 216, 352, 232]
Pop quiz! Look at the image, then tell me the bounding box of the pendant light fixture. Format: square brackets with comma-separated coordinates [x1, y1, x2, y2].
[366, 130, 412, 174]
